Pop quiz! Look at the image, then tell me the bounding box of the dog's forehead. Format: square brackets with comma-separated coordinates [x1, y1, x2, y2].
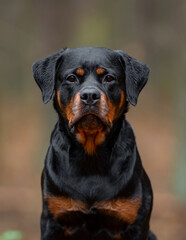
[61, 47, 120, 69]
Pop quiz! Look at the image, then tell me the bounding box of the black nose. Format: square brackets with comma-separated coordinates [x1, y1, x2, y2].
[80, 88, 101, 105]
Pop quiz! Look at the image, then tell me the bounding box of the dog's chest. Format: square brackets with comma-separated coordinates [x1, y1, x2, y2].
[45, 195, 141, 239]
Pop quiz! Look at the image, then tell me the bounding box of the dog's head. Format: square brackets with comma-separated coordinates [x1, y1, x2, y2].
[32, 47, 149, 154]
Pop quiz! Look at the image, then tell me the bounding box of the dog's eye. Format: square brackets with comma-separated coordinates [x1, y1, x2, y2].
[103, 75, 115, 83]
[66, 74, 78, 83]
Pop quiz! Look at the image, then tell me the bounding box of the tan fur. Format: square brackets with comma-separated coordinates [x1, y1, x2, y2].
[76, 68, 85, 76]
[45, 195, 141, 224]
[58, 90, 124, 155]
[96, 68, 105, 75]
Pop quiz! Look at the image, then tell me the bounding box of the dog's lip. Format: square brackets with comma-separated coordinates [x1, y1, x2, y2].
[69, 112, 112, 132]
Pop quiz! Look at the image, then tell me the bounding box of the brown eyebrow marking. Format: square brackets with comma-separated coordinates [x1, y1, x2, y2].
[96, 68, 105, 75]
[76, 68, 85, 76]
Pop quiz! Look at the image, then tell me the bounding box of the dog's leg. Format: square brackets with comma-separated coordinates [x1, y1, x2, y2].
[119, 223, 157, 240]
[41, 214, 90, 240]
[148, 230, 157, 240]
[41, 218, 65, 240]
[120, 225, 149, 240]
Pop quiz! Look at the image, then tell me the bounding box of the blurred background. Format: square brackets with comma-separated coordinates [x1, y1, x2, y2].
[0, 0, 186, 239]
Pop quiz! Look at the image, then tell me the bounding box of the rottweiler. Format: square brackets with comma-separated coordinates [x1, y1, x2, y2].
[32, 47, 157, 240]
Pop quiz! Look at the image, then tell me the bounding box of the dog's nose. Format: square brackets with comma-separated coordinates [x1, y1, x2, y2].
[80, 88, 100, 105]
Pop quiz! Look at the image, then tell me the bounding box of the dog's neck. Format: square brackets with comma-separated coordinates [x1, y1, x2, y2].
[50, 114, 136, 182]
[48, 114, 137, 201]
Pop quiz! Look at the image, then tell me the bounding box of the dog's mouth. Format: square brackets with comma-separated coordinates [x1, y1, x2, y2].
[69, 113, 112, 134]
[77, 114, 103, 130]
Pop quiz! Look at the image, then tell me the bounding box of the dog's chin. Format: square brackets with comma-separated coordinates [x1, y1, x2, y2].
[69, 114, 111, 134]
[77, 114, 103, 130]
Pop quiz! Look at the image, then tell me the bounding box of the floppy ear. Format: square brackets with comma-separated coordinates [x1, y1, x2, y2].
[32, 48, 66, 104]
[115, 50, 150, 106]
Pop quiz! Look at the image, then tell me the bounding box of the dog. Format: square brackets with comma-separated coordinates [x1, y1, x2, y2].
[32, 47, 157, 240]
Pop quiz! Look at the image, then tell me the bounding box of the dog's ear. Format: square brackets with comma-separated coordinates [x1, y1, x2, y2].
[115, 50, 150, 106]
[32, 48, 66, 104]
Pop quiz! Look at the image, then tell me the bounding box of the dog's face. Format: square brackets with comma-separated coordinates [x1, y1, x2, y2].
[32, 47, 149, 154]
[55, 48, 127, 154]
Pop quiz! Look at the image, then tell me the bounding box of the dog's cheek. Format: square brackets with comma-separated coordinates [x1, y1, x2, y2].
[56, 90, 70, 121]
[56, 89, 71, 115]
[57, 90, 66, 115]
[65, 97, 75, 123]
[118, 91, 125, 112]
[104, 90, 124, 124]
[67, 93, 82, 123]
[57, 89, 80, 123]
[107, 100, 117, 124]
[106, 84, 121, 103]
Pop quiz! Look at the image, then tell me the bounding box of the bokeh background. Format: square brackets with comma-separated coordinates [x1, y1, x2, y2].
[0, 1, 186, 239]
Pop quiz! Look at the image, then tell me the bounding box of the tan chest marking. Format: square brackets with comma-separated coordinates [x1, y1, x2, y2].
[45, 195, 141, 224]
[45, 195, 88, 219]
[94, 198, 141, 224]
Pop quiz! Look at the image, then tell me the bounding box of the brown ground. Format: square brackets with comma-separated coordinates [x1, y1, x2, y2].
[0, 97, 186, 240]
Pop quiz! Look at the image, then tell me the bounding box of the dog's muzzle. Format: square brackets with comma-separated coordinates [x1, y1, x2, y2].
[69, 87, 112, 134]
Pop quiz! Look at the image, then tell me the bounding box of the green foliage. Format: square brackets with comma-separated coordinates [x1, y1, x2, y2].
[0, 231, 22, 240]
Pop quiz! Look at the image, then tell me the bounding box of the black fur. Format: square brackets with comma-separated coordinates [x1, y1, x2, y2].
[115, 50, 149, 106]
[32, 47, 157, 240]
[32, 48, 65, 103]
